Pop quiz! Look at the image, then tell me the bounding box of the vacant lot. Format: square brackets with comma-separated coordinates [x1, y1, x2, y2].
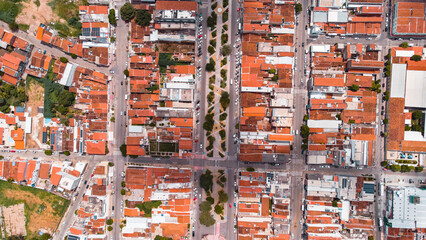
[15, 0, 58, 33]
[0, 181, 70, 238]
[26, 77, 44, 149]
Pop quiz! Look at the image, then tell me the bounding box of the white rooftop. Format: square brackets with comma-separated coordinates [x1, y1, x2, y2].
[390, 63, 407, 98]
[405, 70, 426, 108]
[389, 187, 426, 229]
[307, 119, 342, 129]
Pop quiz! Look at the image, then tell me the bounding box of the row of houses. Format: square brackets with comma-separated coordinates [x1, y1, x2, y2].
[303, 174, 376, 240]
[0, 157, 86, 194]
[67, 162, 111, 239]
[306, 43, 382, 167]
[238, 0, 296, 162]
[0, 27, 33, 85]
[125, 1, 198, 158]
[309, 0, 383, 37]
[122, 166, 193, 239]
[237, 171, 291, 239]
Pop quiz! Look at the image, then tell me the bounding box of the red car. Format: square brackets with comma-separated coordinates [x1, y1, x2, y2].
[229, 203, 232, 208]
[195, 140, 199, 143]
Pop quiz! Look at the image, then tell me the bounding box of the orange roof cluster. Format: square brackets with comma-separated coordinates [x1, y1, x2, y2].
[308, 44, 380, 167]
[124, 167, 192, 239]
[238, 2, 296, 161]
[237, 171, 290, 238]
[393, 2, 426, 36]
[0, 28, 31, 85]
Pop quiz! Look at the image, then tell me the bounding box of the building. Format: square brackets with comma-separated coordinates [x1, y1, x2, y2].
[391, 2, 426, 37]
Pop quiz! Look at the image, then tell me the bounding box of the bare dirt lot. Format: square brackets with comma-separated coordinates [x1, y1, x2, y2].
[15, 0, 59, 33]
[26, 78, 44, 149]
[2, 204, 27, 237]
[0, 181, 69, 238]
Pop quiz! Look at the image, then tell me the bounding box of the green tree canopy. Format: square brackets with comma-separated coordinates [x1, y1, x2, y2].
[390, 164, 401, 172]
[295, 3, 302, 14]
[220, 91, 230, 109]
[199, 211, 215, 226]
[64, 151, 70, 156]
[108, 9, 117, 25]
[412, 110, 423, 120]
[8, 22, 19, 32]
[222, 44, 232, 56]
[199, 201, 212, 212]
[381, 161, 388, 167]
[214, 204, 224, 214]
[200, 170, 213, 193]
[120, 3, 136, 21]
[120, 144, 127, 156]
[135, 10, 151, 26]
[301, 125, 310, 138]
[218, 190, 228, 203]
[349, 84, 360, 91]
[45, 150, 52, 155]
[399, 42, 409, 48]
[410, 55, 422, 61]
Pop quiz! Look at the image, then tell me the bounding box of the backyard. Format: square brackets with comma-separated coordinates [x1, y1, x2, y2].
[0, 181, 70, 238]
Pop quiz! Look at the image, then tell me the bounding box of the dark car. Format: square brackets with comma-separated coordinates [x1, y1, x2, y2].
[84, 180, 87, 185]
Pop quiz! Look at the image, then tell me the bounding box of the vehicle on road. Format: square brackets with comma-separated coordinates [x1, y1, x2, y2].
[200, 143, 203, 149]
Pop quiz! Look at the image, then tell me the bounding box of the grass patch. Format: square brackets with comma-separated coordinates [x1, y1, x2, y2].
[159, 142, 177, 153]
[18, 23, 29, 31]
[0, 180, 70, 238]
[48, 0, 78, 20]
[0, 0, 22, 24]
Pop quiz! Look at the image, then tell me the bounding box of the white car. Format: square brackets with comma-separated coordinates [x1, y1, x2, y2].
[200, 143, 203, 149]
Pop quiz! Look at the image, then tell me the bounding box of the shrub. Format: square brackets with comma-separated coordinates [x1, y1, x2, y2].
[45, 150, 53, 156]
[349, 84, 360, 91]
[70, 53, 77, 59]
[108, 162, 114, 167]
[107, 226, 113, 231]
[295, 3, 302, 14]
[399, 42, 408, 48]
[381, 161, 388, 167]
[120, 144, 127, 156]
[106, 219, 113, 225]
[8, 22, 19, 32]
[124, 69, 129, 77]
[63, 151, 70, 156]
[208, 46, 215, 55]
[60, 57, 68, 63]
[211, 2, 217, 10]
[410, 55, 421, 61]
[412, 110, 422, 120]
[246, 167, 255, 172]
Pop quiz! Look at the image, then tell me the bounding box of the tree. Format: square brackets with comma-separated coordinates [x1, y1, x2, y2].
[218, 190, 228, 203]
[120, 3, 136, 21]
[199, 201, 212, 212]
[108, 9, 117, 25]
[220, 176, 227, 183]
[121, 189, 126, 195]
[8, 22, 19, 32]
[199, 211, 215, 226]
[349, 84, 360, 91]
[222, 44, 231, 56]
[124, 69, 129, 77]
[40, 233, 51, 240]
[135, 10, 151, 26]
[205, 63, 215, 72]
[412, 110, 423, 120]
[108, 162, 114, 167]
[121, 181, 126, 187]
[384, 91, 390, 101]
[410, 55, 422, 61]
[0, 155, 3, 160]
[246, 167, 255, 172]
[401, 165, 411, 172]
[214, 204, 224, 214]
[206, 196, 214, 204]
[45, 150, 52, 156]
[200, 170, 213, 193]
[58, 90, 75, 107]
[120, 144, 127, 156]
[220, 91, 230, 109]
[412, 124, 422, 132]
[70, 53, 77, 59]
[390, 164, 401, 172]
[63, 151, 70, 156]
[381, 161, 388, 167]
[106, 219, 113, 225]
[107, 226, 113, 231]
[295, 3, 302, 14]
[332, 200, 338, 207]
[399, 42, 409, 48]
[154, 236, 172, 240]
[57, 58, 68, 65]
[415, 166, 424, 172]
[383, 119, 389, 124]
[300, 125, 310, 138]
